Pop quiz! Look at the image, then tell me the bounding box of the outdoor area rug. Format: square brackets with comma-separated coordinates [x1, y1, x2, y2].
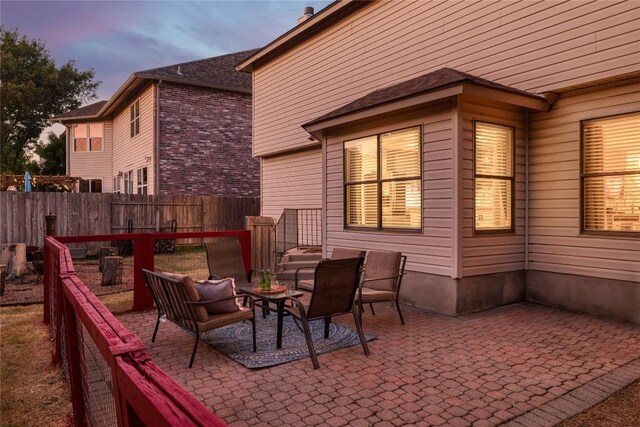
[201, 315, 375, 369]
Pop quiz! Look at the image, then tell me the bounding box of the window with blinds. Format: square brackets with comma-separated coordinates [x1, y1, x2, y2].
[582, 112, 640, 233]
[474, 121, 514, 232]
[344, 126, 421, 230]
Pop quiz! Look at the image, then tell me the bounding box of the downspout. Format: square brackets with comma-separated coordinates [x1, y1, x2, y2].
[524, 109, 529, 271]
[154, 80, 162, 194]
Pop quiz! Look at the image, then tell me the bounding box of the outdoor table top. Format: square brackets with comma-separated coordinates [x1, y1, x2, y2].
[236, 286, 303, 301]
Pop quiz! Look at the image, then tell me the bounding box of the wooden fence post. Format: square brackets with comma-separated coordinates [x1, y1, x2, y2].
[133, 234, 155, 311]
[246, 216, 276, 272]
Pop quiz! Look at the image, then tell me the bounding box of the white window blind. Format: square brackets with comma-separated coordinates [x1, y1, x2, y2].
[344, 126, 421, 229]
[583, 113, 640, 232]
[474, 122, 514, 232]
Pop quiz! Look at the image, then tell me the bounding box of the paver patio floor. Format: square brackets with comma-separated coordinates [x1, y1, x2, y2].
[119, 303, 640, 426]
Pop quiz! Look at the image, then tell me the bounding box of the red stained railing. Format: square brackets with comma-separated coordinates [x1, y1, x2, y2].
[43, 231, 250, 427]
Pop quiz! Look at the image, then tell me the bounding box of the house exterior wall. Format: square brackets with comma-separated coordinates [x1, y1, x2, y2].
[528, 80, 640, 283]
[261, 148, 322, 218]
[112, 84, 155, 194]
[157, 82, 258, 197]
[252, 0, 639, 158]
[324, 102, 454, 277]
[67, 120, 113, 193]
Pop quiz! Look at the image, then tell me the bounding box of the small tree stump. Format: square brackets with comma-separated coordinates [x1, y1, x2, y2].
[0, 243, 32, 279]
[98, 247, 119, 272]
[101, 256, 123, 286]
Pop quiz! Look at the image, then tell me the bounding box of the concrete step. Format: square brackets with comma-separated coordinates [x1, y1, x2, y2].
[286, 253, 323, 262]
[281, 259, 320, 271]
[276, 269, 315, 281]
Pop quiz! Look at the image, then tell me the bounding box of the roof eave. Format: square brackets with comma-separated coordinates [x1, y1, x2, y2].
[237, 0, 371, 72]
[303, 82, 548, 133]
[133, 73, 251, 94]
[53, 114, 102, 123]
[98, 74, 149, 117]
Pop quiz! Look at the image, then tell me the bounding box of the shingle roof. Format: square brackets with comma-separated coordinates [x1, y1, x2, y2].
[304, 68, 546, 127]
[135, 48, 259, 94]
[53, 100, 107, 120]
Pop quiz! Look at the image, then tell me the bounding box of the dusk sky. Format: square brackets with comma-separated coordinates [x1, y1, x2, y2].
[1, 0, 332, 101]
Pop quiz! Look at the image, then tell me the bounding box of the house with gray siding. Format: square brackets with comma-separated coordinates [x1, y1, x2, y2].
[238, 1, 640, 322]
[54, 49, 259, 197]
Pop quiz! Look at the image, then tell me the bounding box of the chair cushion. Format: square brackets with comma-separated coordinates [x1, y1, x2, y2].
[195, 278, 240, 314]
[356, 288, 396, 303]
[198, 307, 254, 332]
[156, 271, 208, 322]
[297, 279, 315, 292]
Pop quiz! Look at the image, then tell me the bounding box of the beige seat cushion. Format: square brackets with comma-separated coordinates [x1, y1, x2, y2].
[356, 288, 396, 303]
[198, 307, 254, 332]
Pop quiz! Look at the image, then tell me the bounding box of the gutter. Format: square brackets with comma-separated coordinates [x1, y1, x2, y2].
[524, 109, 529, 271]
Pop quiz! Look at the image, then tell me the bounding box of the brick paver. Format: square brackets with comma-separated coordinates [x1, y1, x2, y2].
[119, 303, 640, 426]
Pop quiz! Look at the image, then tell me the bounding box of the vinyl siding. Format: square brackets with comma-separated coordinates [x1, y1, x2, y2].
[460, 96, 526, 277]
[68, 120, 113, 193]
[324, 102, 454, 277]
[528, 81, 640, 282]
[112, 85, 155, 194]
[253, 0, 639, 157]
[261, 148, 322, 218]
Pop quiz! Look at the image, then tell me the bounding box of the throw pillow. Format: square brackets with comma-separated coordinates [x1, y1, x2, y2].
[195, 278, 240, 314]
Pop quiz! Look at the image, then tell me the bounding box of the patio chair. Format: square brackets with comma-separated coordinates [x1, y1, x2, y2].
[356, 251, 407, 324]
[205, 239, 258, 287]
[294, 247, 366, 291]
[284, 257, 368, 369]
[143, 269, 256, 368]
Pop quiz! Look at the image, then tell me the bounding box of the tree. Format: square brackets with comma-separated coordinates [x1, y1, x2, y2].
[0, 27, 99, 174]
[28, 131, 66, 175]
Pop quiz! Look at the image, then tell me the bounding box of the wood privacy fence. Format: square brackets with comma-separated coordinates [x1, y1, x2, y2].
[1, 192, 259, 251]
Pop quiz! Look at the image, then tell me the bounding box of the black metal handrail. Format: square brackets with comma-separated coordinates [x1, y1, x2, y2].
[276, 208, 322, 262]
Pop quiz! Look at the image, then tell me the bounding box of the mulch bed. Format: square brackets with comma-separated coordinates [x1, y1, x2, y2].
[0, 261, 133, 306]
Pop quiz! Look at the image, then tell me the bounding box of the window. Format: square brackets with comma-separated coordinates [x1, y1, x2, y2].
[113, 176, 121, 193]
[344, 126, 421, 230]
[137, 167, 148, 194]
[73, 123, 103, 152]
[130, 100, 140, 137]
[123, 171, 133, 194]
[582, 112, 640, 233]
[474, 121, 515, 233]
[79, 179, 102, 193]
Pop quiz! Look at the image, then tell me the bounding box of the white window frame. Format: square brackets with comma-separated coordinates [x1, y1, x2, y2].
[137, 167, 148, 195]
[73, 123, 104, 152]
[130, 100, 140, 138]
[78, 178, 102, 193]
[123, 170, 134, 194]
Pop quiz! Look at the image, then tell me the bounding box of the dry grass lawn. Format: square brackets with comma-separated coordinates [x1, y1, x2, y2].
[0, 304, 71, 427]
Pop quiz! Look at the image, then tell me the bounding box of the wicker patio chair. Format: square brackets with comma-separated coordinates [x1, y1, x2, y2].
[356, 251, 407, 324]
[294, 247, 366, 291]
[143, 269, 256, 368]
[284, 257, 368, 369]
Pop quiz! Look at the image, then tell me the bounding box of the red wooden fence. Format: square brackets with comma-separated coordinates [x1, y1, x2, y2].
[43, 231, 251, 426]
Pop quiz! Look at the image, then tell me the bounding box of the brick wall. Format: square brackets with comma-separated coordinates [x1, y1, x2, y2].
[158, 82, 259, 197]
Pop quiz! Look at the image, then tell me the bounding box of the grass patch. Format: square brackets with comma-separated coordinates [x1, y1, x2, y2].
[98, 291, 134, 315]
[0, 305, 70, 426]
[154, 247, 209, 279]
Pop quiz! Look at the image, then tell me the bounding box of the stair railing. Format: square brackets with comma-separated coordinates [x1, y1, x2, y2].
[275, 208, 322, 264]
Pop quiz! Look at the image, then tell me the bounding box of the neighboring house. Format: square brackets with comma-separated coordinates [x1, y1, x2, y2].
[54, 49, 259, 197]
[238, 1, 640, 322]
